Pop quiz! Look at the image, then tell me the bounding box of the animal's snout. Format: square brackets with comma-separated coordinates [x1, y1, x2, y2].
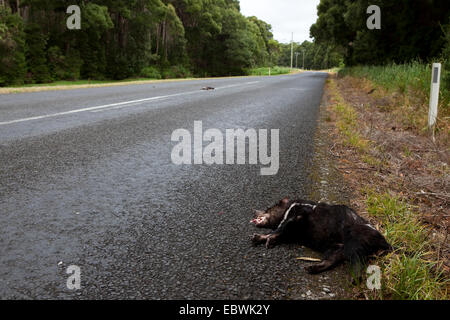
[250, 216, 267, 227]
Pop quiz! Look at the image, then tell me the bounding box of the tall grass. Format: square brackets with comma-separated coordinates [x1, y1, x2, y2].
[366, 192, 430, 253]
[328, 78, 369, 152]
[365, 191, 448, 300]
[339, 61, 449, 116]
[248, 66, 292, 76]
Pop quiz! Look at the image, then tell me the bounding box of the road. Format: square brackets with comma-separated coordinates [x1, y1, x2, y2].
[0, 72, 336, 299]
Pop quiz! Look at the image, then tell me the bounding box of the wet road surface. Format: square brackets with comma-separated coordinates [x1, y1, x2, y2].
[0, 72, 334, 299]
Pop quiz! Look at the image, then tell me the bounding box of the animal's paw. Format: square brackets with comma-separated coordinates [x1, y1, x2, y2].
[251, 233, 265, 245]
[265, 237, 274, 249]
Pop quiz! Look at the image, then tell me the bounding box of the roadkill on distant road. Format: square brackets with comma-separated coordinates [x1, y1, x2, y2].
[201, 86, 215, 90]
[250, 197, 392, 275]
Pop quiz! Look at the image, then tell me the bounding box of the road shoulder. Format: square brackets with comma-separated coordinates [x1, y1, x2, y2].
[286, 74, 355, 300]
[319, 74, 448, 299]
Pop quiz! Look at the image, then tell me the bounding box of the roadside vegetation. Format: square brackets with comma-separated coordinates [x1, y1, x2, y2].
[339, 62, 450, 130]
[325, 75, 448, 300]
[365, 192, 446, 299]
[314, 2, 449, 299]
[248, 66, 293, 76]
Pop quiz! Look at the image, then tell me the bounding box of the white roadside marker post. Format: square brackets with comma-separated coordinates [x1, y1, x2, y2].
[428, 63, 441, 142]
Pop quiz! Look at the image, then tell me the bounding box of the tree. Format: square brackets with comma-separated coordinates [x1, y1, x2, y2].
[0, 0, 282, 84]
[25, 22, 51, 83]
[0, 4, 27, 85]
[310, 0, 450, 65]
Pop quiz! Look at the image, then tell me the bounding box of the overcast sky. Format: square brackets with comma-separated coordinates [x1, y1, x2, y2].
[239, 0, 321, 44]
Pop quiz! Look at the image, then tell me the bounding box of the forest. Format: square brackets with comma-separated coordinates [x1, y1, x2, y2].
[0, 0, 449, 86]
[0, 0, 271, 85]
[309, 0, 450, 89]
[0, 0, 345, 86]
[310, 0, 449, 66]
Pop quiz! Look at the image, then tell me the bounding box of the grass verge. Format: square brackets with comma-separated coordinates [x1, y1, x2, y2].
[339, 62, 450, 138]
[0, 77, 198, 94]
[325, 75, 448, 300]
[248, 66, 295, 76]
[366, 191, 447, 299]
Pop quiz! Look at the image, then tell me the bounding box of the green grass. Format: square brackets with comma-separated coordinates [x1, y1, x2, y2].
[248, 66, 293, 76]
[339, 61, 450, 116]
[329, 80, 369, 152]
[365, 191, 448, 299]
[366, 192, 430, 252]
[5, 66, 293, 89]
[385, 252, 447, 300]
[4, 67, 292, 90]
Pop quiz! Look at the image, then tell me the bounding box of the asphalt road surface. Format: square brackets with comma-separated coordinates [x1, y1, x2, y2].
[0, 72, 331, 299]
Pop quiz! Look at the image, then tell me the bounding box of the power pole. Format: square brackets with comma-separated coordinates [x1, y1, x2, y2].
[302, 50, 305, 70]
[290, 32, 294, 70]
[295, 52, 299, 69]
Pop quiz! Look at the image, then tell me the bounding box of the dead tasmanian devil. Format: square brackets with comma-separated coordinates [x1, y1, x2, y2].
[250, 198, 392, 275]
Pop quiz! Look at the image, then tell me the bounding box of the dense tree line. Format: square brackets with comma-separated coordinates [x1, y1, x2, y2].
[0, 0, 281, 85]
[310, 0, 450, 66]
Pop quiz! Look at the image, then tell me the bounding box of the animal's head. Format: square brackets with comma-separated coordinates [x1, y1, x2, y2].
[250, 197, 291, 228]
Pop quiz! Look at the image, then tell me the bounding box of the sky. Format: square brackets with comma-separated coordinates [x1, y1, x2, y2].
[239, 0, 321, 44]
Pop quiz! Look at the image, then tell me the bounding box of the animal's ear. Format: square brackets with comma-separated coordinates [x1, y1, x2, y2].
[281, 197, 290, 204]
[253, 209, 265, 217]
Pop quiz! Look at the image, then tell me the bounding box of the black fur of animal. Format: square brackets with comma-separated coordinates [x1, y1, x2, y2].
[201, 86, 215, 90]
[250, 197, 392, 275]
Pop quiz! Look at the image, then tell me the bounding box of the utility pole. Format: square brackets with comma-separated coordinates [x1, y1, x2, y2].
[295, 52, 299, 69]
[290, 32, 294, 71]
[302, 49, 305, 70]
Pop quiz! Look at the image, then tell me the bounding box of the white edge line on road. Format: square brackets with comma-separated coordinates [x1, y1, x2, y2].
[214, 81, 260, 91]
[89, 100, 166, 113]
[0, 81, 261, 126]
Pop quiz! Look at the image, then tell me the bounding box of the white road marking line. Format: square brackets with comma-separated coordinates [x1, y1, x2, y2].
[0, 95, 173, 126]
[214, 81, 260, 90]
[90, 102, 146, 113]
[288, 88, 308, 91]
[214, 84, 241, 90]
[90, 98, 171, 113]
[0, 81, 261, 126]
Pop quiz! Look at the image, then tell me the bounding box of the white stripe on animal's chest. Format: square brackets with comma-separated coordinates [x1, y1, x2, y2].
[278, 203, 316, 228]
